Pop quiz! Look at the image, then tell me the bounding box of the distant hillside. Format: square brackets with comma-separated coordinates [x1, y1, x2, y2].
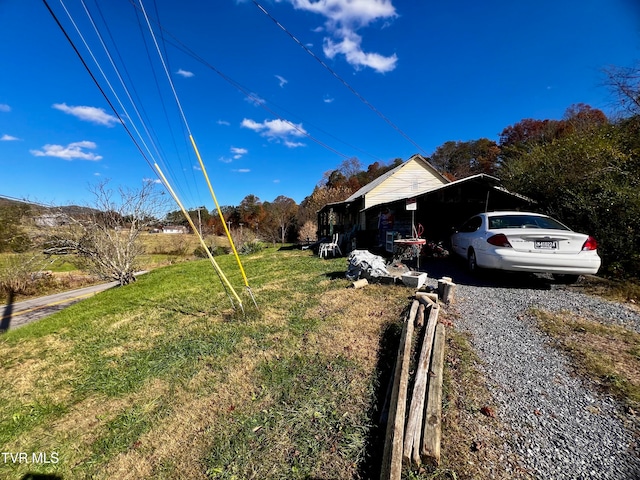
[0, 195, 97, 217]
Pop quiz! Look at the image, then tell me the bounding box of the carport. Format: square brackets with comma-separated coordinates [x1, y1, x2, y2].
[318, 174, 534, 252]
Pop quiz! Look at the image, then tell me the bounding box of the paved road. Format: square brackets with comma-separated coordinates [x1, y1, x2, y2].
[0, 281, 119, 331]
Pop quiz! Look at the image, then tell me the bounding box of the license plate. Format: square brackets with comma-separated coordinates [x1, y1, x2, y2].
[534, 241, 557, 249]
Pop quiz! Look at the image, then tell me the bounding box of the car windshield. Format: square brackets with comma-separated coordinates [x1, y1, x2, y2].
[488, 215, 570, 230]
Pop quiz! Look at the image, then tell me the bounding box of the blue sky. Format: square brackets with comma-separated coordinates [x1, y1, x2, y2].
[1, 0, 639, 211]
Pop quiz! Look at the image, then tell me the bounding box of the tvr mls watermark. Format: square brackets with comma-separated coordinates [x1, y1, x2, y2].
[2, 452, 59, 464]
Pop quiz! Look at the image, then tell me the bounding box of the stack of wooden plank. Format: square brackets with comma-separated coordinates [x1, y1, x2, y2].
[380, 292, 447, 480]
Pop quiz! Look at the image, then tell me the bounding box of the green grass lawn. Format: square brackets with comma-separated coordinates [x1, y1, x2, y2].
[0, 247, 409, 479]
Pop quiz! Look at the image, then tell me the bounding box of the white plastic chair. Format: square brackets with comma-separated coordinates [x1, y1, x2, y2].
[319, 233, 342, 258]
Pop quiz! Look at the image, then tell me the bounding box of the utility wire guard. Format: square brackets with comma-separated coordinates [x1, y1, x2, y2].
[154, 163, 243, 312]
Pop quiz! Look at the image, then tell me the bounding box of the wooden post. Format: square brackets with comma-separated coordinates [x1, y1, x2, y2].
[380, 310, 416, 480]
[403, 304, 439, 466]
[437, 279, 456, 304]
[421, 323, 446, 466]
[415, 292, 438, 309]
[408, 299, 419, 327]
[415, 303, 426, 328]
[415, 291, 439, 304]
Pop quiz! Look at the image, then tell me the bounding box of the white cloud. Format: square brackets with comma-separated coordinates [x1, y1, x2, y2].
[217, 119, 231, 126]
[53, 103, 119, 127]
[245, 93, 266, 106]
[218, 156, 233, 164]
[275, 74, 288, 88]
[273, 179, 281, 183]
[241, 118, 307, 147]
[0, 104, 10, 112]
[143, 177, 163, 184]
[323, 32, 397, 73]
[284, 140, 306, 148]
[233, 168, 251, 173]
[323, 95, 335, 103]
[176, 68, 194, 78]
[30, 141, 102, 161]
[289, 0, 398, 73]
[231, 147, 248, 159]
[1, 134, 19, 141]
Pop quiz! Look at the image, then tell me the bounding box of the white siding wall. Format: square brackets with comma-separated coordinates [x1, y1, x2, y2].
[364, 160, 447, 210]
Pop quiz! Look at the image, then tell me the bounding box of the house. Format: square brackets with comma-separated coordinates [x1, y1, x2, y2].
[161, 225, 189, 234]
[317, 154, 533, 252]
[318, 155, 448, 238]
[35, 213, 67, 227]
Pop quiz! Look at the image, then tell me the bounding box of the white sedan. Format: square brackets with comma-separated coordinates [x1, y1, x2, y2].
[450, 211, 601, 282]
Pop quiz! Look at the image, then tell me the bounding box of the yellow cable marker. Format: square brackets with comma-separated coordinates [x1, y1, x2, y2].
[154, 162, 243, 311]
[189, 135, 258, 307]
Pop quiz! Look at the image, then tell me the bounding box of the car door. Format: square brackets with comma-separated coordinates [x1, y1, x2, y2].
[451, 216, 482, 257]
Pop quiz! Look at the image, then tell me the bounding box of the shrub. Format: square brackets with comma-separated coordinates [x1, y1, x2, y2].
[298, 221, 317, 244]
[193, 245, 230, 258]
[239, 239, 265, 255]
[0, 255, 52, 298]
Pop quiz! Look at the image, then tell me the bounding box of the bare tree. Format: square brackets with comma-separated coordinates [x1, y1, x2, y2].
[44, 180, 167, 285]
[603, 63, 640, 115]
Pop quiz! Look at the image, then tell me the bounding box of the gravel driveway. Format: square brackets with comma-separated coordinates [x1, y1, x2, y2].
[424, 262, 640, 479]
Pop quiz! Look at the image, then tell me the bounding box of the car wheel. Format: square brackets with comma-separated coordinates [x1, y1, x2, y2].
[467, 249, 478, 273]
[552, 274, 580, 284]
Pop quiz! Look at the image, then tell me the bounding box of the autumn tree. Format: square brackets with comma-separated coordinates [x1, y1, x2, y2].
[500, 122, 640, 276]
[297, 185, 354, 225]
[498, 118, 564, 150]
[237, 194, 266, 231]
[298, 220, 317, 243]
[563, 103, 608, 131]
[429, 138, 501, 179]
[321, 157, 362, 188]
[499, 105, 608, 150]
[262, 195, 298, 244]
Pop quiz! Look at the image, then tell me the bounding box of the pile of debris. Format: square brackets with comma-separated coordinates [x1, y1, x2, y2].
[345, 249, 412, 285]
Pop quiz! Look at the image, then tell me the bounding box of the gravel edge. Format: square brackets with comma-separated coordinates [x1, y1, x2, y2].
[427, 276, 640, 480]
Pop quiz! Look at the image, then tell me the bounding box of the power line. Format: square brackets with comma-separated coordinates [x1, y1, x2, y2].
[42, 0, 153, 174]
[137, 0, 255, 307]
[251, 0, 429, 157]
[125, 0, 385, 161]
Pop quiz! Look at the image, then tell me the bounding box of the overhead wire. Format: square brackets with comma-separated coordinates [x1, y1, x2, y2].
[137, 0, 254, 308]
[126, 0, 356, 161]
[127, 0, 202, 207]
[69, 0, 199, 215]
[44, 0, 240, 309]
[70, 0, 162, 168]
[124, 0, 402, 165]
[251, 0, 430, 157]
[42, 0, 151, 172]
